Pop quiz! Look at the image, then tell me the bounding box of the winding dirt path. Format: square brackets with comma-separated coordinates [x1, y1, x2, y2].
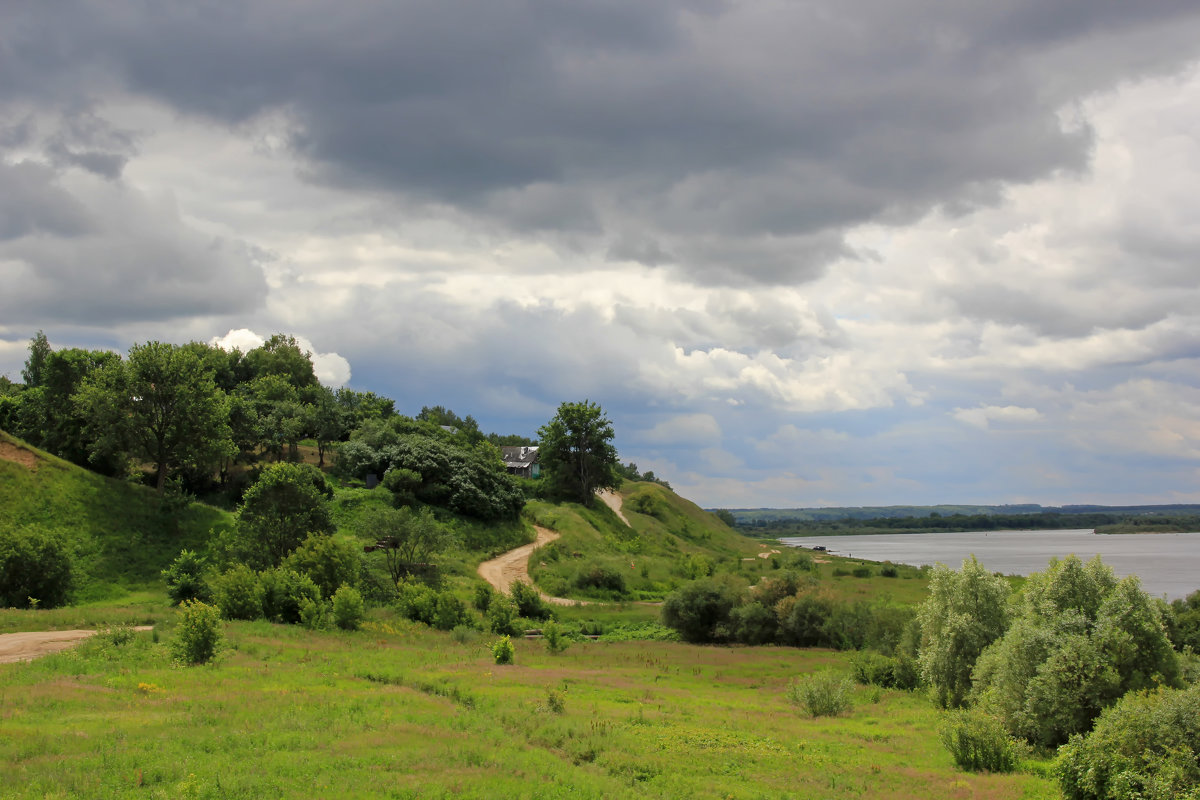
[0, 626, 153, 664]
[476, 526, 588, 607]
[597, 489, 630, 526]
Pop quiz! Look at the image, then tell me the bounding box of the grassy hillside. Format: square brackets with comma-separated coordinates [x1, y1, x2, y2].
[524, 482, 767, 602]
[0, 430, 234, 603]
[0, 615, 1058, 799]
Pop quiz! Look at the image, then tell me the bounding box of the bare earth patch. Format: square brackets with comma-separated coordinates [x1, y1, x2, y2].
[0, 627, 152, 664]
[0, 440, 39, 471]
[597, 489, 630, 525]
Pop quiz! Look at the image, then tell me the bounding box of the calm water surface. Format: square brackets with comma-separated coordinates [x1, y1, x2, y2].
[781, 529, 1200, 600]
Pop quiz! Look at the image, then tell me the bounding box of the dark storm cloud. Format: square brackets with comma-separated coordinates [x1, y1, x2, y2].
[5, 0, 1200, 285]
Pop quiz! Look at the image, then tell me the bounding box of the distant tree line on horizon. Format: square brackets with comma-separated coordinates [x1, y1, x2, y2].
[735, 510, 1200, 537]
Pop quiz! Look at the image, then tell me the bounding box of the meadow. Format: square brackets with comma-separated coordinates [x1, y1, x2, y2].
[0, 604, 1059, 800]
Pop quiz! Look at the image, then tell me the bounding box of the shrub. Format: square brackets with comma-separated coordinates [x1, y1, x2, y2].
[939, 709, 1022, 773]
[661, 578, 739, 643]
[730, 602, 778, 645]
[212, 564, 263, 621]
[285, 533, 360, 599]
[332, 584, 365, 631]
[433, 592, 469, 631]
[544, 688, 566, 714]
[259, 568, 321, 624]
[486, 595, 520, 636]
[573, 562, 627, 594]
[510, 580, 552, 620]
[172, 599, 223, 665]
[450, 624, 479, 644]
[473, 583, 494, 611]
[162, 549, 211, 606]
[880, 562, 899, 578]
[395, 581, 440, 625]
[1056, 685, 1200, 800]
[851, 566, 873, 578]
[543, 620, 569, 654]
[788, 671, 853, 717]
[0, 526, 72, 609]
[492, 635, 515, 665]
[299, 596, 330, 630]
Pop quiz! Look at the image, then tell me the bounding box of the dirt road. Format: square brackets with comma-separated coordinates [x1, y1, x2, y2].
[0, 626, 154, 664]
[476, 526, 590, 607]
[597, 489, 630, 525]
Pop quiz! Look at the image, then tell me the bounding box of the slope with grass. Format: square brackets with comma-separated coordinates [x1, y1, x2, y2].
[0, 430, 234, 603]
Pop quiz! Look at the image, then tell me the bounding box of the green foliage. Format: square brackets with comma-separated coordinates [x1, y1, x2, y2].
[0, 526, 73, 609]
[259, 568, 322, 625]
[574, 562, 627, 595]
[284, 532, 360, 599]
[161, 549, 211, 606]
[917, 556, 1010, 708]
[939, 709, 1022, 773]
[971, 556, 1180, 748]
[172, 599, 223, 665]
[395, 582, 470, 631]
[473, 583, 495, 611]
[850, 651, 921, 690]
[1170, 588, 1200, 652]
[542, 620, 569, 654]
[233, 462, 334, 569]
[661, 577, 739, 643]
[332, 585, 365, 631]
[212, 564, 263, 621]
[788, 671, 854, 717]
[486, 595, 520, 636]
[509, 580, 552, 620]
[74, 341, 234, 491]
[491, 635, 515, 665]
[1056, 685, 1200, 800]
[358, 505, 453, 584]
[537, 400, 619, 505]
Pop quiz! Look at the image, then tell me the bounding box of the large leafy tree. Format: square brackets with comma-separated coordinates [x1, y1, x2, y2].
[358, 505, 453, 584]
[917, 555, 1011, 708]
[972, 555, 1180, 747]
[232, 462, 334, 569]
[75, 341, 234, 491]
[537, 400, 619, 505]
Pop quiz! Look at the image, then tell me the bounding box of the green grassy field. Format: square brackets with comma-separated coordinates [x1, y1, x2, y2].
[0, 609, 1058, 799]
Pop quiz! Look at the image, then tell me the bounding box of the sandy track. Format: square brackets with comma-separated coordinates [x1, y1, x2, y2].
[597, 489, 630, 525]
[0, 626, 153, 664]
[476, 526, 589, 607]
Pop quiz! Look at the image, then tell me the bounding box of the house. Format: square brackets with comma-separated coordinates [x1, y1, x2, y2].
[500, 446, 540, 478]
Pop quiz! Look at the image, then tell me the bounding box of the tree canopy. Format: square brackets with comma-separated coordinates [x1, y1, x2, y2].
[537, 400, 619, 505]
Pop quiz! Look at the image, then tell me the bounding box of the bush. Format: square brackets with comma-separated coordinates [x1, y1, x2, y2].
[543, 620, 569, 654]
[851, 566, 873, 578]
[259, 568, 321, 624]
[850, 651, 920, 689]
[492, 635, 515, 665]
[450, 624, 479, 644]
[212, 564, 263, 621]
[486, 595, 520, 636]
[433, 592, 469, 631]
[730, 601, 778, 645]
[299, 596, 330, 630]
[172, 599, 223, 665]
[939, 709, 1022, 773]
[285, 533, 360, 599]
[162, 549, 211, 606]
[787, 672, 853, 717]
[661, 578, 739, 643]
[573, 562, 627, 594]
[510, 580, 552, 620]
[396, 582, 469, 631]
[0, 526, 72, 609]
[473, 583, 494, 611]
[880, 562, 899, 578]
[1056, 685, 1200, 800]
[332, 584, 365, 630]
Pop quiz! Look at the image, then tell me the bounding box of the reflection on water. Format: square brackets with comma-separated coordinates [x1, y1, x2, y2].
[781, 528, 1200, 600]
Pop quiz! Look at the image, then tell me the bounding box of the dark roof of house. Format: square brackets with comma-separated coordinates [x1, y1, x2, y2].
[500, 446, 539, 468]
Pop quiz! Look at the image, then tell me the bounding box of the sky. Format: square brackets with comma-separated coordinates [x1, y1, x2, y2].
[4, 1, 1200, 509]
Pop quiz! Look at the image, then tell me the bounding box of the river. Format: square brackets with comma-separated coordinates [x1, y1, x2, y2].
[780, 528, 1200, 600]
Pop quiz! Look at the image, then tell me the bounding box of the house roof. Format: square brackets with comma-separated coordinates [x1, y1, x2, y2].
[500, 446, 539, 468]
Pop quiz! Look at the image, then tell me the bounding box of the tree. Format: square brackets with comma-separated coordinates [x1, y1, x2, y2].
[917, 556, 1011, 708]
[233, 462, 334, 569]
[21, 330, 51, 388]
[243, 334, 318, 389]
[358, 505, 453, 584]
[537, 400, 619, 505]
[971, 555, 1180, 747]
[74, 341, 234, 491]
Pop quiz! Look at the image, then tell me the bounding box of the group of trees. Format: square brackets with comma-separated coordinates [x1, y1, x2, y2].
[2, 333, 631, 514]
[1, 332, 397, 492]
